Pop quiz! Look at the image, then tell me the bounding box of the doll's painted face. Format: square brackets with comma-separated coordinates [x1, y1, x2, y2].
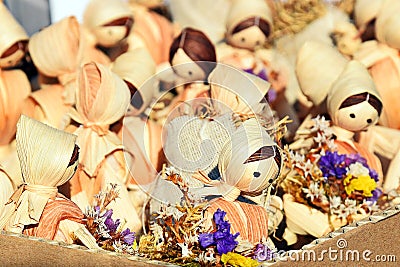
[0, 41, 27, 68]
[241, 145, 281, 193]
[227, 26, 267, 51]
[95, 17, 133, 47]
[171, 48, 206, 81]
[335, 100, 379, 132]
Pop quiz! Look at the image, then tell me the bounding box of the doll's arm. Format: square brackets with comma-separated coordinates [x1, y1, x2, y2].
[58, 219, 99, 249]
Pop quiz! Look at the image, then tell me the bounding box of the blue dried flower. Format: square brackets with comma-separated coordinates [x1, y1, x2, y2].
[213, 209, 227, 226]
[199, 233, 215, 248]
[319, 151, 347, 178]
[367, 188, 382, 203]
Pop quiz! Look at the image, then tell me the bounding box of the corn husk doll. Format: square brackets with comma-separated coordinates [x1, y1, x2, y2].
[152, 66, 283, 244]
[0, 2, 31, 192]
[283, 60, 385, 238]
[352, 0, 400, 130]
[0, 115, 98, 249]
[22, 16, 84, 129]
[217, 0, 298, 138]
[67, 62, 141, 232]
[111, 48, 161, 213]
[150, 27, 217, 125]
[82, 0, 133, 63]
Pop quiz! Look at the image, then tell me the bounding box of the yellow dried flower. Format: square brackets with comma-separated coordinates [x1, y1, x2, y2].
[221, 252, 259, 267]
[344, 175, 376, 197]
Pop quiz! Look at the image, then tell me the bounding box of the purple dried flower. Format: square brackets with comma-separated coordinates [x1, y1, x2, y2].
[105, 217, 120, 233]
[367, 188, 382, 203]
[121, 228, 135, 246]
[213, 209, 227, 226]
[318, 151, 347, 178]
[199, 209, 239, 254]
[199, 233, 215, 248]
[254, 243, 274, 261]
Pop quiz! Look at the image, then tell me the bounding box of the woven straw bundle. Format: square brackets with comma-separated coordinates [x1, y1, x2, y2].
[0, 2, 28, 68]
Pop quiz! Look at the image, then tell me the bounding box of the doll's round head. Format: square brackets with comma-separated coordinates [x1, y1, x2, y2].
[328, 60, 383, 132]
[335, 92, 382, 132]
[169, 27, 216, 80]
[0, 41, 27, 68]
[83, 0, 133, 47]
[226, 16, 270, 50]
[0, 2, 29, 68]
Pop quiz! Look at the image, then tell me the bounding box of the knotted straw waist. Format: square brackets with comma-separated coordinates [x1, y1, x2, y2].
[6, 183, 58, 205]
[83, 122, 109, 136]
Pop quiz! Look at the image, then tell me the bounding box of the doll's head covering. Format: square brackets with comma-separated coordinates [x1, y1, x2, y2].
[208, 64, 271, 116]
[0, 69, 31, 145]
[296, 41, 348, 106]
[225, 0, 273, 36]
[29, 16, 84, 78]
[354, 0, 384, 28]
[192, 118, 281, 202]
[327, 60, 381, 121]
[69, 62, 130, 176]
[375, 0, 400, 49]
[112, 48, 156, 115]
[0, 3, 28, 62]
[0, 115, 78, 232]
[83, 0, 132, 46]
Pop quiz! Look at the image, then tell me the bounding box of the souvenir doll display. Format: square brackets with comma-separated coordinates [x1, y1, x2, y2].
[0, 116, 98, 249]
[2, 0, 400, 265]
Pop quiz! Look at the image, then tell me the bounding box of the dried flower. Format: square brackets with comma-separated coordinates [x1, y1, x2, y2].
[199, 209, 239, 254]
[346, 162, 369, 177]
[344, 175, 377, 197]
[121, 228, 135, 246]
[318, 151, 347, 178]
[302, 181, 326, 202]
[221, 252, 259, 267]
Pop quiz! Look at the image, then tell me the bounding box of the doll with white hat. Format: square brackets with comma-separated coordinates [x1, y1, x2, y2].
[0, 116, 98, 249]
[217, 0, 299, 140]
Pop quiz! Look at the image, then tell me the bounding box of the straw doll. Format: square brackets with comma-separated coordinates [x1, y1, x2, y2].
[283, 60, 385, 238]
[111, 48, 161, 212]
[352, 0, 400, 130]
[22, 16, 85, 129]
[151, 27, 217, 125]
[217, 0, 297, 138]
[0, 2, 31, 190]
[153, 66, 284, 244]
[67, 62, 141, 232]
[124, 0, 176, 66]
[0, 116, 98, 249]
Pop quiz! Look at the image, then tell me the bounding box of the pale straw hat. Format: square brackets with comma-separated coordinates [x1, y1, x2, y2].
[296, 41, 348, 106]
[375, 0, 400, 49]
[327, 60, 381, 121]
[0, 2, 28, 60]
[226, 0, 273, 35]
